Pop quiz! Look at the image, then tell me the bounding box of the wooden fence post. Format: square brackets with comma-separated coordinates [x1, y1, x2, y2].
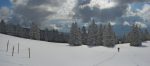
[12, 46, 14, 56]
[28, 48, 30, 58]
[6, 40, 9, 52]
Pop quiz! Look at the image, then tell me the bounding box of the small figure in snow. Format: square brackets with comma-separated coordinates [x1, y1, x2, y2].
[118, 47, 120, 52]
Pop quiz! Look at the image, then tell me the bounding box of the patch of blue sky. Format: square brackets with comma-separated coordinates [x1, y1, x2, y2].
[131, 2, 150, 11]
[131, 3, 144, 10]
[0, 0, 12, 8]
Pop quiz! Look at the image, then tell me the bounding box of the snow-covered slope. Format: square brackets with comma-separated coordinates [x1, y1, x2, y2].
[0, 33, 150, 66]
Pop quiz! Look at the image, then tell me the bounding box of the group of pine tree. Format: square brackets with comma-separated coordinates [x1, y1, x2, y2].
[69, 20, 117, 47]
[69, 20, 150, 47]
[0, 20, 68, 43]
[0, 19, 150, 47]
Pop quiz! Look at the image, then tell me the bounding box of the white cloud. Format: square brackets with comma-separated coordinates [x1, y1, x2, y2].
[80, 0, 117, 9]
[49, 0, 77, 19]
[124, 4, 150, 28]
[0, 7, 10, 20]
[126, 4, 150, 21]
[135, 22, 147, 28]
[123, 5, 148, 28]
[123, 21, 130, 26]
[110, 22, 116, 26]
[138, 4, 150, 21]
[125, 5, 137, 17]
[48, 24, 60, 30]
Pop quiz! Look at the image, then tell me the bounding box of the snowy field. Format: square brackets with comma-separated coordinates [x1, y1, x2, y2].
[0, 33, 150, 66]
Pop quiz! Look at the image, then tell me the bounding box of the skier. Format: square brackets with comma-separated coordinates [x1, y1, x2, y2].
[118, 47, 120, 52]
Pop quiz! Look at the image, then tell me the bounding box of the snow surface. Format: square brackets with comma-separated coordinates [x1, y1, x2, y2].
[0, 33, 150, 66]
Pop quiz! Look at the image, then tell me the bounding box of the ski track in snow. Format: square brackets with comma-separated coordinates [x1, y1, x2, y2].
[93, 51, 118, 66]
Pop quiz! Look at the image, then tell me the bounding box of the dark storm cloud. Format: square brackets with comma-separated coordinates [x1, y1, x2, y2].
[73, 4, 127, 22]
[73, 0, 149, 22]
[10, 0, 150, 29]
[114, 0, 149, 5]
[12, 5, 54, 25]
[27, 0, 67, 7]
[10, 0, 67, 27]
[73, 0, 128, 22]
[78, 0, 91, 5]
[72, 0, 91, 17]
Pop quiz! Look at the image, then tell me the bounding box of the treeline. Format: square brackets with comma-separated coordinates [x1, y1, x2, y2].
[0, 20, 69, 43]
[69, 20, 150, 47]
[1, 19, 150, 47]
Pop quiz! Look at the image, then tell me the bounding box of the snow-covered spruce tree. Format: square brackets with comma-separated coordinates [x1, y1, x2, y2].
[125, 31, 133, 43]
[96, 24, 103, 46]
[130, 25, 142, 46]
[102, 23, 116, 47]
[113, 31, 118, 44]
[87, 20, 98, 46]
[81, 26, 88, 45]
[29, 22, 40, 40]
[69, 22, 82, 46]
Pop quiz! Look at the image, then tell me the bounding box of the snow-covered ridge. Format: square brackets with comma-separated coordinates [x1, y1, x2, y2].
[0, 33, 150, 66]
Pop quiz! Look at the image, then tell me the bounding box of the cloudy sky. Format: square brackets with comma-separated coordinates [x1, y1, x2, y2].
[0, 0, 150, 32]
